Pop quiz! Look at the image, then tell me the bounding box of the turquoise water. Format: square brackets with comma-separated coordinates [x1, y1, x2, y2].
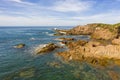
[0, 27, 120, 80]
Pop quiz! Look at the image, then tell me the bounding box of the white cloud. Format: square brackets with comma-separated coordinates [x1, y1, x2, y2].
[0, 15, 84, 26]
[0, 10, 120, 26]
[0, 10, 3, 13]
[0, 0, 120, 26]
[8, 0, 23, 3]
[51, 0, 93, 12]
[71, 11, 120, 24]
[8, 0, 34, 5]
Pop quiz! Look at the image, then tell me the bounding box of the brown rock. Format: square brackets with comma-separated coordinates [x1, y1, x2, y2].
[108, 71, 119, 80]
[13, 43, 25, 48]
[68, 25, 94, 35]
[85, 41, 101, 47]
[35, 43, 59, 54]
[91, 28, 117, 40]
[66, 40, 87, 49]
[112, 38, 120, 45]
[54, 29, 68, 36]
[55, 37, 75, 41]
[47, 61, 62, 68]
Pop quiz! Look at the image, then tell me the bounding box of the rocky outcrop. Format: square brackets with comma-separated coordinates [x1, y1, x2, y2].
[112, 38, 120, 45]
[54, 23, 120, 40]
[58, 41, 120, 66]
[56, 23, 120, 66]
[91, 28, 117, 40]
[67, 25, 94, 35]
[35, 43, 59, 54]
[13, 43, 25, 48]
[65, 40, 88, 49]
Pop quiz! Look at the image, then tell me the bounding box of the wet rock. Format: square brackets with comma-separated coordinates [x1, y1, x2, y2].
[54, 29, 68, 36]
[35, 43, 59, 54]
[108, 70, 119, 80]
[54, 33, 65, 36]
[55, 37, 75, 41]
[19, 68, 34, 78]
[13, 43, 25, 48]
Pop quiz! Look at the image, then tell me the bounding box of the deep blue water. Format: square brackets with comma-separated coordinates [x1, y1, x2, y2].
[0, 26, 120, 80]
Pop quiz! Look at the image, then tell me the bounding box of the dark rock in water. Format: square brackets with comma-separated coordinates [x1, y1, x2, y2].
[54, 33, 64, 36]
[35, 43, 59, 54]
[19, 68, 35, 78]
[13, 43, 25, 48]
[55, 37, 75, 41]
[47, 61, 62, 68]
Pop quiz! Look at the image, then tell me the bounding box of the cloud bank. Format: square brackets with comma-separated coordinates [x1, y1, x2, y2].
[0, 0, 120, 26]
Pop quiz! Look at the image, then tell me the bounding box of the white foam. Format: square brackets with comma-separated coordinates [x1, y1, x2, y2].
[56, 42, 65, 46]
[54, 38, 63, 41]
[27, 44, 47, 56]
[47, 33, 53, 36]
[34, 44, 47, 53]
[30, 37, 35, 40]
[53, 28, 58, 30]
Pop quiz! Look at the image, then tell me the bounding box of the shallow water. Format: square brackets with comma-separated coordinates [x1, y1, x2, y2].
[0, 26, 120, 80]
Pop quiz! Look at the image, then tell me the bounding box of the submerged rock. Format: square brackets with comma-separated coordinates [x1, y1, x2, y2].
[108, 70, 120, 80]
[13, 43, 25, 48]
[35, 43, 59, 54]
[47, 61, 62, 68]
[19, 68, 35, 78]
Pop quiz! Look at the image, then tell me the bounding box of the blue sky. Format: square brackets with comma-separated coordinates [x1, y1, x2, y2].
[0, 0, 120, 26]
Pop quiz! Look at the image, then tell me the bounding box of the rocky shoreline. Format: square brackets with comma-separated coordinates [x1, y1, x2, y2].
[55, 23, 120, 66]
[15, 23, 120, 66]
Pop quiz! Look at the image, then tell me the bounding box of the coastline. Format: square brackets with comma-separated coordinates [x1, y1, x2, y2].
[55, 23, 120, 66]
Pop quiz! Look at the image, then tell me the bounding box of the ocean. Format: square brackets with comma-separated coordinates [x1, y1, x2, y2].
[0, 26, 119, 80]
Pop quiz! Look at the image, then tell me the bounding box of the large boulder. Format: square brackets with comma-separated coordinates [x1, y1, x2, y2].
[35, 43, 59, 54]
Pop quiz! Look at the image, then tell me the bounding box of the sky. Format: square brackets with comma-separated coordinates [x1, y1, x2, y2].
[0, 0, 120, 26]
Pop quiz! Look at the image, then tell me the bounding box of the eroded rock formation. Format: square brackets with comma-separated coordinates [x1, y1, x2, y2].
[57, 23, 120, 66]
